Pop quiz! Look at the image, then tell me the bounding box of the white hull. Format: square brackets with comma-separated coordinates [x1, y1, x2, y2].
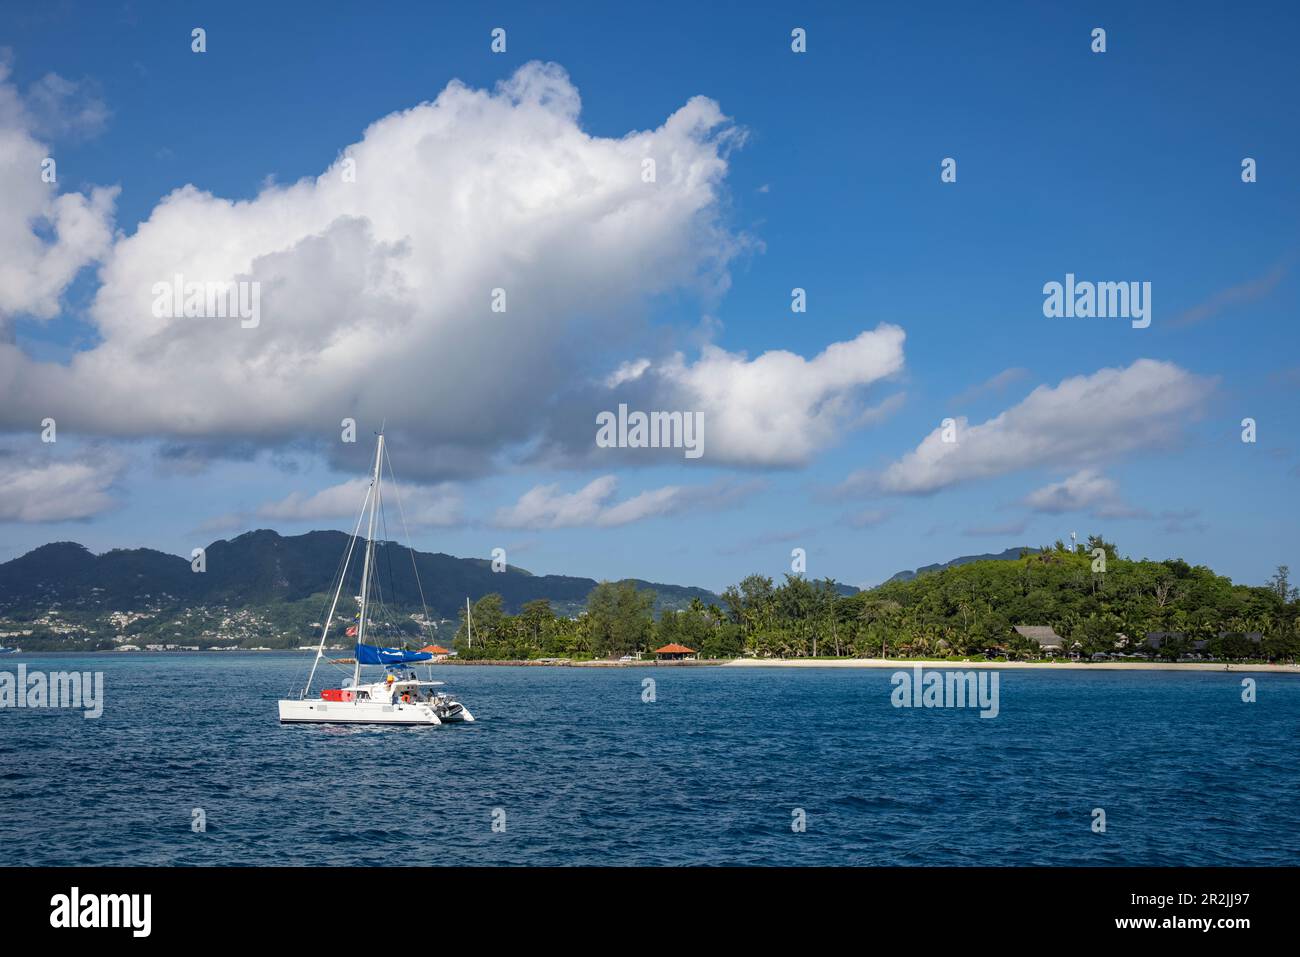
[278, 698, 474, 726]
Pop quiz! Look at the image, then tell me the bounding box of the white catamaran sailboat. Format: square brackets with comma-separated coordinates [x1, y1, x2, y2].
[278, 431, 474, 726]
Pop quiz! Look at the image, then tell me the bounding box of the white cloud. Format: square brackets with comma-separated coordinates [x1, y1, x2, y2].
[603, 358, 651, 389]
[550, 324, 906, 468]
[0, 62, 747, 482]
[256, 477, 462, 527]
[657, 325, 905, 465]
[0, 58, 117, 321]
[1023, 468, 1119, 513]
[852, 359, 1215, 496]
[22, 71, 110, 141]
[0, 448, 122, 521]
[493, 474, 760, 529]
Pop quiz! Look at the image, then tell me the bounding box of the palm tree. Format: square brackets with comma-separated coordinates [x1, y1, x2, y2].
[859, 598, 901, 659]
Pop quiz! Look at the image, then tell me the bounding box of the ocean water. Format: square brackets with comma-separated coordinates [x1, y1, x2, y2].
[1, 653, 1297, 866]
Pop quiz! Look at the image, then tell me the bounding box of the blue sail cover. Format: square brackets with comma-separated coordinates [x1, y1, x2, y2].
[355, 644, 434, 665]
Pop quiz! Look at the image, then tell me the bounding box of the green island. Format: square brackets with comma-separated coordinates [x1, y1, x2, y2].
[450, 539, 1300, 663]
[3, 535, 1296, 664]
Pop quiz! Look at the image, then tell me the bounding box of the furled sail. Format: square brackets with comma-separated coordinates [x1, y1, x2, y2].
[354, 644, 434, 665]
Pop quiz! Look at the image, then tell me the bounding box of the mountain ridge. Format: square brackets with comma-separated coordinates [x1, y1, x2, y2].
[0, 535, 1039, 616]
[883, 546, 1040, 585]
[0, 529, 720, 617]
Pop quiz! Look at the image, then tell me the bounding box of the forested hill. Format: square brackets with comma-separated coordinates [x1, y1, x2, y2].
[691, 539, 1297, 660]
[0, 529, 718, 618]
[849, 539, 1297, 659]
[883, 546, 1039, 584]
[408, 538, 1300, 661]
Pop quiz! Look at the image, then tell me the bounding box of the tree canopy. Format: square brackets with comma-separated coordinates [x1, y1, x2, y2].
[444, 540, 1300, 663]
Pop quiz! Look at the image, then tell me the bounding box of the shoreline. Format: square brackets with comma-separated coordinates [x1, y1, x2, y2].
[721, 657, 1300, 674]
[6, 650, 1297, 674]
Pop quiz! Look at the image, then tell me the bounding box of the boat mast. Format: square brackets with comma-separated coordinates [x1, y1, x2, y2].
[467, 596, 473, 650]
[303, 479, 372, 698]
[353, 431, 385, 688]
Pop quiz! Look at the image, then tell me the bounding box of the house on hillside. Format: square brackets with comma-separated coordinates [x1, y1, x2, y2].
[1012, 625, 1065, 656]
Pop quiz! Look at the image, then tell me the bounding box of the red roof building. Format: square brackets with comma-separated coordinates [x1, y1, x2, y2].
[653, 643, 697, 661]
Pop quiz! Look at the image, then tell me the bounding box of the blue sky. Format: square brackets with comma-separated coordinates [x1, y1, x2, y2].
[1, 0, 1296, 592]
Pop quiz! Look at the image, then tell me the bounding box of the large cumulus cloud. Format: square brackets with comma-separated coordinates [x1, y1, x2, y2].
[0, 63, 751, 479]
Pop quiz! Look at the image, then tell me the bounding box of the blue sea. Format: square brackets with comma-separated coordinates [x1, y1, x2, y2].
[1, 653, 1297, 866]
